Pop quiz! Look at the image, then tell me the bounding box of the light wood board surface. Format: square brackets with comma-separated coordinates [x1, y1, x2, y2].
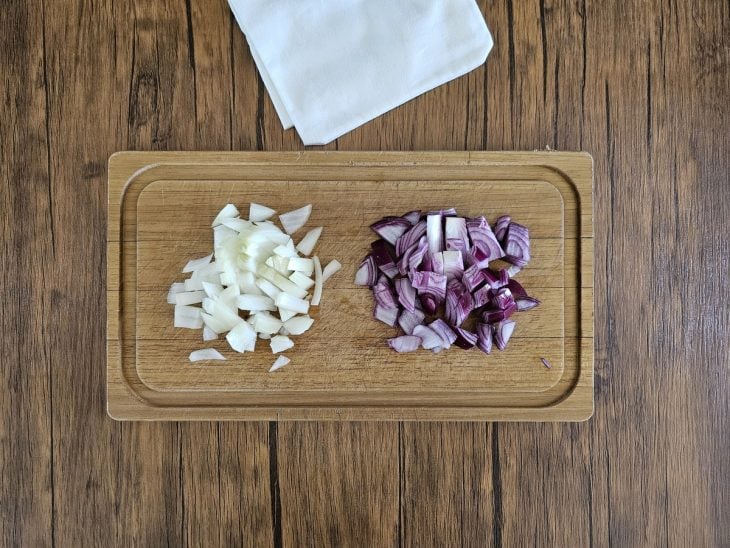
[107, 151, 593, 420]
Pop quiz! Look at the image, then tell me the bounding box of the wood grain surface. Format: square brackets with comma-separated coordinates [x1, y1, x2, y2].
[2, 0, 728, 546]
[107, 152, 593, 421]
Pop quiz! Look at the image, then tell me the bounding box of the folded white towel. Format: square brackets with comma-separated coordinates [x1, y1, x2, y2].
[229, 0, 493, 145]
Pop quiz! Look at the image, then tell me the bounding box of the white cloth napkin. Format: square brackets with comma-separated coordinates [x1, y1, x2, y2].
[228, 0, 493, 145]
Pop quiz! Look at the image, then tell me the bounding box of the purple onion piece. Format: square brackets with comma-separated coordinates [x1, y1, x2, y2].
[398, 308, 425, 335]
[493, 215, 511, 244]
[371, 239, 398, 278]
[492, 288, 515, 311]
[428, 251, 445, 276]
[506, 264, 523, 278]
[426, 214, 444, 254]
[466, 216, 505, 267]
[453, 327, 478, 349]
[396, 220, 427, 257]
[395, 277, 417, 313]
[482, 303, 517, 323]
[442, 250, 464, 281]
[476, 323, 493, 354]
[370, 217, 412, 246]
[503, 222, 530, 266]
[388, 335, 421, 353]
[413, 325, 442, 349]
[429, 318, 457, 349]
[431, 346, 443, 353]
[373, 275, 398, 309]
[445, 279, 473, 327]
[374, 304, 399, 326]
[403, 210, 421, 225]
[462, 264, 487, 292]
[411, 271, 447, 311]
[506, 279, 528, 298]
[493, 320, 516, 350]
[354, 255, 378, 286]
[515, 297, 541, 311]
[482, 268, 500, 289]
[541, 357, 553, 369]
[472, 285, 492, 309]
[445, 217, 470, 252]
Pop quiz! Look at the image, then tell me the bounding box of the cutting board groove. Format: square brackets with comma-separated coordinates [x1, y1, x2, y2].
[107, 152, 593, 421]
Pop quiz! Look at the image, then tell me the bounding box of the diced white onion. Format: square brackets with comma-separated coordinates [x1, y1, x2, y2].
[167, 282, 185, 304]
[269, 355, 290, 372]
[279, 204, 312, 234]
[270, 335, 294, 354]
[296, 227, 323, 256]
[278, 308, 297, 322]
[183, 253, 213, 273]
[184, 278, 205, 291]
[236, 294, 276, 311]
[256, 265, 308, 299]
[311, 256, 323, 306]
[275, 293, 310, 314]
[321, 260, 342, 283]
[289, 271, 315, 290]
[212, 204, 239, 227]
[226, 321, 257, 353]
[273, 240, 298, 258]
[283, 315, 314, 335]
[175, 290, 205, 306]
[287, 257, 314, 275]
[203, 326, 218, 341]
[251, 313, 283, 334]
[249, 203, 276, 222]
[256, 279, 281, 300]
[174, 305, 203, 329]
[189, 348, 226, 362]
[201, 281, 223, 298]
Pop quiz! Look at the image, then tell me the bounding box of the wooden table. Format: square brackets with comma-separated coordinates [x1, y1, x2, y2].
[2, 1, 727, 546]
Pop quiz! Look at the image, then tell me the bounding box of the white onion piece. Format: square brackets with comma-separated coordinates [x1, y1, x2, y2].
[183, 253, 213, 273]
[273, 240, 298, 258]
[201, 281, 223, 298]
[236, 294, 276, 311]
[256, 279, 281, 300]
[289, 272, 315, 290]
[278, 308, 297, 322]
[251, 313, 283, 334]
[175, 290, 205, 306]
[256, 265, 308, 299]
[269, 355, 290, 372]
[213, 225, 237, 246]
[184, 278, 205, 291]
[226, 321, 257, 353]
[218, 284, 240, 307]
[259, 332, 271, 340]
[266, 256, 292, 275]
[270, 335, 294, 354]
[202, 298, 215, 315]
[278, 327, 289, 336]
[287, 257, 314, 275]
[203, 326, 218, 341]
[167, 282, 185, 304]
[208, 302, 241, 331]
[221, 217, 252, 232]
[283, 315, 314, 335]
[321, 260, 342, 283]
[174, 305, 203, 329]
[237, 272, 263, 294]
[311, 256, 323, 306]
[279, 204, 312, 234]
[275, 293, 310, 314]
[212, 204, 239, 227]
[189, 348, 226, 362]
[249, 202, 276, 222]
[296, 227, 322, 256]
[201, 312, 228, 333]
[191, 261, 220, 279]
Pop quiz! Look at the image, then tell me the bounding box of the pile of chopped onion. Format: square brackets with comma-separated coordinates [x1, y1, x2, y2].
[168, 203, 341, 371]
[355, 209, 539, 355]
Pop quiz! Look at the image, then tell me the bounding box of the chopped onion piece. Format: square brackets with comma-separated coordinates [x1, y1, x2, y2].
[167, 282, 185, 304]
[311, 256, 323, 306]
[212, 204, 239, 227]
[189, 349, 226, 362]
[184, 278, 205, 291]
[269, 355, 290, 372]
[273, 240, 298, 258]
[388, 335, 421, 353]
[275, 293, 310, 314]
[515, 297, 540, 311]
[201, 312, 229, 334]
[476, 323, 493, 354]
[175, 290, 205, 306]
[442, 250, 464, 281]
[270, 335, 294, 354]
[256, 265, 308, 299]
[493, 320, 516, 351]
[249, 202, 276, 222]
[413, 325, 442, 349]
[289, 271, 315, 290]
[453, 327, 478, 349]
[374, 304, 399, 326]
[201, 281, 223, 298]
[354, 256, 378, 286]
[226, 321, 257, 353]
[236, 294, 276, 311]
[322, 260, 342, 282]
[183, 254, 214, 273]
[213, 225, 237, 246]
[278, 308, 297, 322]
[426, 214, 444, 254]
[279, 204, 312, 234]
[445, 217, 469, 252]
[221, 218, 252, 232]
[251, 312, 283, 334]
[287, 257, 314, 275]
[402, 210, 421, 225]
[174, 305, 203, 329]
[370, 217, 412, 245]
[429, 319, 457, 349]
[398, 308, 425, 335]
[202, 326, 218, 341]
[296, 227, 323, 256]
[284, 315, 314, 335]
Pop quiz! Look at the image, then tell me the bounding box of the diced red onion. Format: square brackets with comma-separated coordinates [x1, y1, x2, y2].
[472, 285, 492, 308]
[398, 308, 426, 335]
[396, 220, 426, 256]
[493, 320, 516, 350]
[453, 327, 478, 349]
[503, 222, 530, 267]
[428, 251, 445, 276]
[481, 302, 516, 323]
[388, 335, 422, 353]
[370, 216, 412, 245]
[476, 323, 493, 354]
[411, 270, 447, 312]
[506, 279, 528, 298]
[373, 276, 399, 309]
[466, 216, 505, 268]
[515, 297, 541, 311]
[492, 288, 515, 310]
[442, 250, 464, 281]
[445, 279, 473, 327]
[374, 304, 399, 326]
[402, 210, 422, 225]
[429, 319, 457, 349]
[493, 215, 511, 244]
[395, 277, 417, 313]
[541, 357, 552, 369]
[412, 325, 442, 349]
[354, 255, 378, 286]
[462, 264, 487, 292]
[445, 217, 469, 252]
[371, 239, 398, 278]
[407, 237, 429, 272]
[426, 214, 444, 254]
[506, 265, 522, 278]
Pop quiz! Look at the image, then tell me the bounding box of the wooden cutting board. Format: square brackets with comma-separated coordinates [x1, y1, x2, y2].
[107, 151, 593, 421]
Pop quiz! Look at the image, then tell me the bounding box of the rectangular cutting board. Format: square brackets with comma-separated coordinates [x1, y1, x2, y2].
[107, 151, 593, 421]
